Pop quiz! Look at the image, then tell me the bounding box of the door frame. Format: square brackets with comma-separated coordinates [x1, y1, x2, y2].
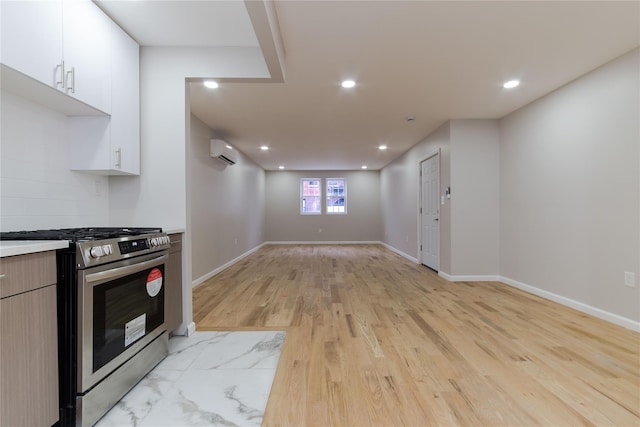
[417, 149, 441, 269]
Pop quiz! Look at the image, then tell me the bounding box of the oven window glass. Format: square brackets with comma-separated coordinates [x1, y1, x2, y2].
[92, 265, 164, 372]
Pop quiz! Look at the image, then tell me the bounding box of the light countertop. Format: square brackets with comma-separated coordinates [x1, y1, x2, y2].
[0, 240, 69, 257]
[164, 228, 185, 235]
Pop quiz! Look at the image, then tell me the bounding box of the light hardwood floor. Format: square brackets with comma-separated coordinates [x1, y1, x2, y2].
[193, 244, 640, 426]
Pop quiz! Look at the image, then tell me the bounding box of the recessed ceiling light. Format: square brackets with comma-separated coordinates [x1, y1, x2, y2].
[503, 80, 520, 89]
[405, 115, 416, 122]
[341, 80, 356, 88]
[378, 145, 388, 150]
[279, 165, 285, 170]
[260, 145, 269, 151]
[361, 165, 368, 169]
[203, 80, 219, 89]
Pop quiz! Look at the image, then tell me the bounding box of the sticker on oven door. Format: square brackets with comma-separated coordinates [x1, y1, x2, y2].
[146, 268, 163, 297]
[125, 313, 146, 347]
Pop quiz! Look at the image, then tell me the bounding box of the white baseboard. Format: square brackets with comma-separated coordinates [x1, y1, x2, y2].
[192, 242, 266, 288]
[437, 272, 639, 332]
[499, 276, 640, 332]
[171, 321, 196, 337]
[438, 272, 501, 282]
[264, 240, 382, 245]
[186, 322, 196, 336]
[381, 243, 419, 264]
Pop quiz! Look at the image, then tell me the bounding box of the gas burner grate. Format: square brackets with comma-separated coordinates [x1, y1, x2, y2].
[0, 227, 162, 242]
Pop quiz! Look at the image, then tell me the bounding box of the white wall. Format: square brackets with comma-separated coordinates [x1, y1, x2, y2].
[0, 91, 109, 231]
[380, 122, 452, 266]
[381, 50, 639, 327]
[108, 46, 269, 229]
[108, 46, 271, 334]
[500, 48, 639, 323]
[450, 120, 500, 276]
[190, 113, 265, 284]
[380, 119, 500, 275]
[265, 170, 381, 242]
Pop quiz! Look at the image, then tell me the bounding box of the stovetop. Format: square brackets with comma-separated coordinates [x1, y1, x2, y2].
[0, 227, 163, 243]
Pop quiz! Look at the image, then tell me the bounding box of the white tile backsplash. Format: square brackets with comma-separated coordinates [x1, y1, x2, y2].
[1, 91, 109, 231]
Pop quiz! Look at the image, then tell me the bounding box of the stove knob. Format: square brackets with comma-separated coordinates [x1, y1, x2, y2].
[89, 246, 104, 258]
[150, 238, 158, 247]
[102, 244, 113, 255]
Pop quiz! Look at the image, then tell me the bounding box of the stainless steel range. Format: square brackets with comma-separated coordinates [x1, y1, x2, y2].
[1, 228, 171, 427]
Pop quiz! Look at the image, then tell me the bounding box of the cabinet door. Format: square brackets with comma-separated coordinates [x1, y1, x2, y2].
[63, 0, 111, 114]
[0, 286, 59, 427]
[0, 251, 57, 298]
[0, 0, 64, 88]
[68, 20, 140, 175]
[69, 115, 111, 172]
[110, 21, 140, 174]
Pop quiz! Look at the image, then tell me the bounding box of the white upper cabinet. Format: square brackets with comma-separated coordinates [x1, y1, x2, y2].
[0, 0, 140, 175]
[1, 1, 140, 176]
[1, 0, 111, 113]
[62, 0, 111, 114]
[109, 22, 140, 174]
[69, 22, 140, 175]
[1, 1, 64, 89]
[2, 0, 140, 175]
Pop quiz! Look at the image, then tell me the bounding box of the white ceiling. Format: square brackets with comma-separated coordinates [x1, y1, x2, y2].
[97, 1, 639, 171]
[96, 1, 259, 47]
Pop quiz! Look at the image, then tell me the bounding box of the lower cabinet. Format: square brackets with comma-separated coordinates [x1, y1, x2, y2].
[0, 251, 59, 427]
[165, 233, 183, 334]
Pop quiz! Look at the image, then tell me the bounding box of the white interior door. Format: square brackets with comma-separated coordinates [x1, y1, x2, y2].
[421, 154, 439, 270]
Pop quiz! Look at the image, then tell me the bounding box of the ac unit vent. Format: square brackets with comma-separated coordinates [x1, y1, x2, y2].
[210, 139, 237, 165]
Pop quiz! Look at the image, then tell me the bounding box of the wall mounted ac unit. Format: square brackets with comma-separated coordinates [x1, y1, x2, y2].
[210, 139, 237, 165]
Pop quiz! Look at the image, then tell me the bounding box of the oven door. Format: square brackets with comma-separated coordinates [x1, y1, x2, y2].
[78, 251, 168, 392]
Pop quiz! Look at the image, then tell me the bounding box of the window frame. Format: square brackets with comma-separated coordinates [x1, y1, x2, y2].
[326, 177, 347, 215]
[300, 178, 322, 215]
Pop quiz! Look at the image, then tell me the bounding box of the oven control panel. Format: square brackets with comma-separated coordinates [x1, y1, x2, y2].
[76, 233, 170, 269]
[118, 238, 150, 254]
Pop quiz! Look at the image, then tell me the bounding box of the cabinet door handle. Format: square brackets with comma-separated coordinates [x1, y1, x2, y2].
[55, 61, 65, 89]
[66, 66, 75, 94]
[115, 147, 122, 168]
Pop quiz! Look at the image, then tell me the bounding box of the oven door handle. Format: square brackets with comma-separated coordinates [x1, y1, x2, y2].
[85, 254, 169, 284]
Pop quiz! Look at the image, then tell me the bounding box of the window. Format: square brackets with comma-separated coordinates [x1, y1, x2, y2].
[301, 178, 322, 214]
[326, 178, 346, 214]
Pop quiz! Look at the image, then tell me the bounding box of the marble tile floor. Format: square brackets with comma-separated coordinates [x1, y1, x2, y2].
[95, 331, 286, 427]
